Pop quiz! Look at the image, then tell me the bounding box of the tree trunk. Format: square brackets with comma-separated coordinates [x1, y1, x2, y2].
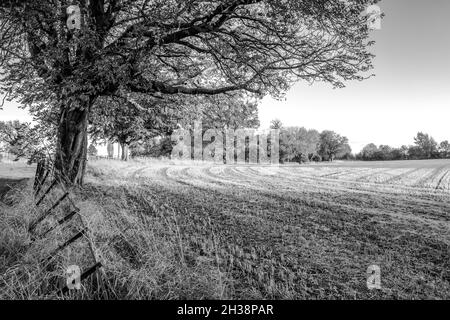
[54, 101, 91, 186]
[121, 143, 129, 161]
[107, 142, 114, 159]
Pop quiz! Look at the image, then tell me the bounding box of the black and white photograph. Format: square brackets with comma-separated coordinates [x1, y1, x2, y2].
[0, 0, 449, 309]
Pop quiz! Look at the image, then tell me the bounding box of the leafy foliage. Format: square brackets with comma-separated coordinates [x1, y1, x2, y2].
[1, 0, 378, 105]
[131, 93, 261, 158]
[439, 141, 450, 159]
[0, 0, 378, 182]
[90, 95, 182, 146]
[279, 127, 320, 163]
[0, 120, 45, 160]
[318, 130, 351, 161]
[414, 132, 438, 159]
[200, 94, 260, 130]
[358, 133, 449, 161]
[88, 144, 98, 157]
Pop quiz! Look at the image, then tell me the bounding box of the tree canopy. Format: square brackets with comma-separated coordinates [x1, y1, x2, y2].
[318, 130, 351, 161]
[0, 120, 44, 160]
[0, 0, 378, 184]
[279, 126, 320, 163]
[414, 132, 438, 159]
[357, 133, 449, 161]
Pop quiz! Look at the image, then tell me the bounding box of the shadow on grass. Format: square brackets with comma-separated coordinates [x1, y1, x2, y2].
[0, 178, 29, 206]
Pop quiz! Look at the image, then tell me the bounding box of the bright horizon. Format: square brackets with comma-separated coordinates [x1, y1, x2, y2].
[1, 0, 449, 153]
[258, 0, 450, 153]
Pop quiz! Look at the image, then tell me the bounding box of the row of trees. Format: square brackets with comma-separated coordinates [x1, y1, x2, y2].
[130, 95, 260, 158]
[128, 115, 352, 164]
[0, 121, 43, 161]
[0, 0, 378, 185]
[357, 132, 450, 161]
[5, 120, 447, 165]
[271, 120, 352, 163]
[0, 112, 351, 165]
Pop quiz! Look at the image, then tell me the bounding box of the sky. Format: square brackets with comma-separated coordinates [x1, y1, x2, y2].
[0, 0, 449, 153]
[258, 0, 450, 152]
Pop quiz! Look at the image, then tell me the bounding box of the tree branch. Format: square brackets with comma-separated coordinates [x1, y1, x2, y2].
[128, 75, 260, 96]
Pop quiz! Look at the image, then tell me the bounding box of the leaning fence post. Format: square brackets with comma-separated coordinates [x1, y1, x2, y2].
[29, 155, 105, 296]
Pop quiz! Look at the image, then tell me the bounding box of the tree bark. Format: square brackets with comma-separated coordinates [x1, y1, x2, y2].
[107, 142, 114, 159]
[54, 100, 91, 186]
[121, 143, 129, 161]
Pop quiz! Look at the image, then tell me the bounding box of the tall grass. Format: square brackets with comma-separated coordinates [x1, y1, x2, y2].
[1, 158, 449, 299]
[0, 163, 232, 299]
[76, 181, 232, 299]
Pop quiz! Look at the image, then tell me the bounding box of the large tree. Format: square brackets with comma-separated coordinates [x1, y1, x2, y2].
[279, 126, 320, 163]
[414, 132, 438, 159]
[439, 140, 450, 159]
[318, 130, 350, 161]
[0, 0, 378, 185]
[358, 143, 378, 161]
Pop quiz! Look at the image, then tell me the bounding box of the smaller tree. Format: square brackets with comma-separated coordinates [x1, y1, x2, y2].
[106, 143, 115, 159]
[311, 154, 322, 163]
[408, 145, 423, 160]
[90, 96, 182, 161]
[88, 144, 98, 157]
[279, 127, 320, 163]
[378, 145, 393, 161]
[389, 148, 404, 160]
[400, 145, 409, 160]
[318, 131, 350, 162]
[336, 144, 353, 160]
[0, 121, 41, 160]
[439, 141, 450, 159]
[414, 132, 438, 159]
[359, 143, 379, 160]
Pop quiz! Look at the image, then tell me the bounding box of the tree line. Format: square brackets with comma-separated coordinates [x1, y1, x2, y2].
[3, 119, 448, 165]
[0, 0, 377, 185]
[130, 117, 352, 163]
[270, 119, 352, 163]
[357, 133, 450, 161]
